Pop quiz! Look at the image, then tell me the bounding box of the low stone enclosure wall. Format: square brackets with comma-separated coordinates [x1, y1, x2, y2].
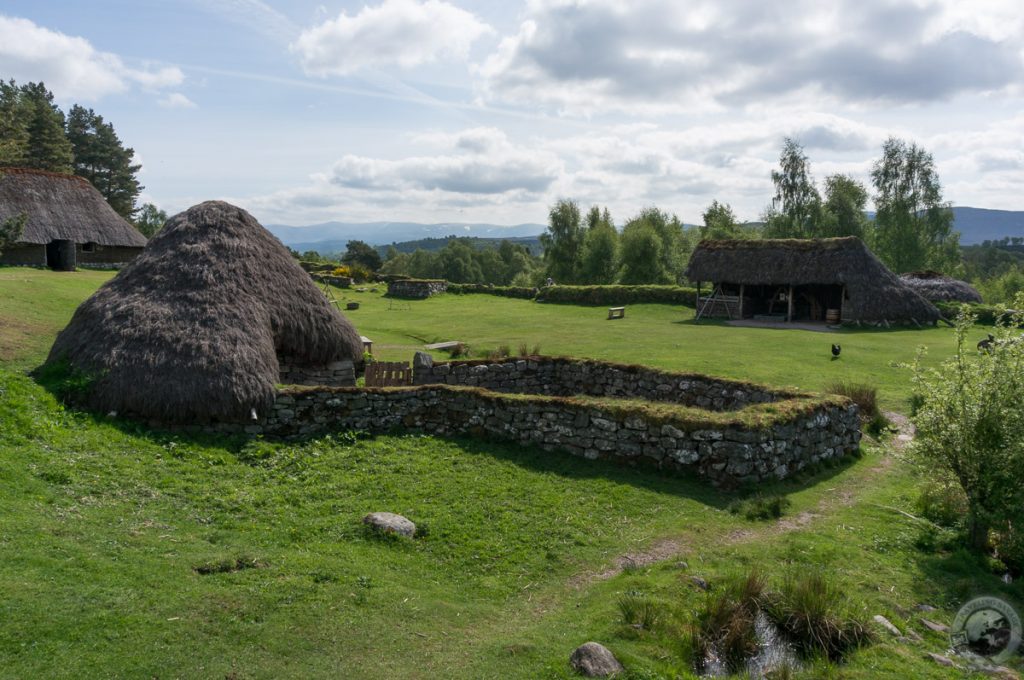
[386, 278, 448, 299]
[277, 356, 356, 387]
[224, 356, 861, 488]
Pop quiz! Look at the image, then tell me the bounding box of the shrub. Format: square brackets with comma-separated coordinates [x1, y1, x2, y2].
[541, 284, 699, 307]
[914, 478, 969, 528]
[934, 301, 1021, 326]
[911, 302, 1024, 550]
[446, 283, 537, 299]
[728, 494, 792, 521]
[760, 571, 873, 662]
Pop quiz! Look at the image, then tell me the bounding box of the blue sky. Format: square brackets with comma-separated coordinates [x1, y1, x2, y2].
[1, 0, 1022, 227]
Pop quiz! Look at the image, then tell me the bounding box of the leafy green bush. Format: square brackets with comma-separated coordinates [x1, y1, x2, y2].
[827, 381, 889, 435]
[934, 301, 1021, 326]
[914, 478, 969, 528]
[446, 283, 538, 299]
[541, 284, 699, 306]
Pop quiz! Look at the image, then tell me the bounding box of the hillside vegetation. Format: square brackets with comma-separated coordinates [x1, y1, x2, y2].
[0, 267, 1020, 679]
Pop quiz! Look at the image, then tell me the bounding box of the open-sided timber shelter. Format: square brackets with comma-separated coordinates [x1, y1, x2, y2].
[45, 201, 364, 424]
[0, 168, 148, 270]
[685, 237, 941, 326]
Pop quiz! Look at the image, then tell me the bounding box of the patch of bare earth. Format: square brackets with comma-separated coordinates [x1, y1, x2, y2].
[569, 414, 915, 588]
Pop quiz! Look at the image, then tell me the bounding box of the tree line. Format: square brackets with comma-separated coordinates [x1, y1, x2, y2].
[0, 79, 163, 236]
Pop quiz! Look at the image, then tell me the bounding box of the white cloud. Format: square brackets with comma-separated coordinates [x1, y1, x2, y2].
[158, 93, 197, 109]
[292, 0, 493, 76]
[478, 0, 1024, 114]
[0, 15, 184, 101]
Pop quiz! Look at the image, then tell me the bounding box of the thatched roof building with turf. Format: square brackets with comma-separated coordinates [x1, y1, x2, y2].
[45, 201, 364, 424]
[899, 270, 983, 304]
[685, 237, 941, 326]
[0, 168, 147, 270]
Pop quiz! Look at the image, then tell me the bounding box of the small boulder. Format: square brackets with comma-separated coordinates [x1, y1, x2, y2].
[920, 618, 949, 634]
[690, 576, 710, 591]
[925, 652, 958, 668]
[363, 512, 416, 538]
[873, 614, 902, 637]
[413, 351, 434, 373]
[570, 642, 624, 677]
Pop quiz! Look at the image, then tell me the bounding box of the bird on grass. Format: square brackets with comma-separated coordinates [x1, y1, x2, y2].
[831, 344, 842, 360]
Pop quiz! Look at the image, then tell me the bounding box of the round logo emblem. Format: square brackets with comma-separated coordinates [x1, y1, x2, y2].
[950, 596, 1022, 664]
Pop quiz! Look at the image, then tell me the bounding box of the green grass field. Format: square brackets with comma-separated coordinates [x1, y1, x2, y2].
[0, 268, 1019, 679]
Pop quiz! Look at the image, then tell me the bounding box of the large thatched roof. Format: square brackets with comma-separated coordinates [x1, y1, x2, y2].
[46, 201, 364, 423]
[0, 168, 147, 247]
[685, 237, 941, 323]
[899, 270, 983, 304]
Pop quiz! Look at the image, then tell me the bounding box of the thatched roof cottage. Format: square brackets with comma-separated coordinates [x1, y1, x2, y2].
[899, 270, 983, 304]
[46, 201, 364, 424]
[685, 237, 941, 325]
[0, 168, 147, 270]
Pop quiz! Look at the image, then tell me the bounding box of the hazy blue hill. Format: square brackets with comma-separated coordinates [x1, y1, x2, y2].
[951, 207, 1024, 244]
[266, 220, 546, 249]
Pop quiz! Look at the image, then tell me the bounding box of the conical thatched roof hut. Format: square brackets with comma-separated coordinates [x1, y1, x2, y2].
[0, 168, 147, 269]
[46, 201, 364, 423]
[899, 270, 983, 304]
[685, 237, 941, 325]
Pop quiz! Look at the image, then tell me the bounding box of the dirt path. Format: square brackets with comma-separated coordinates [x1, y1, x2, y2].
[569, 414, 914, 588]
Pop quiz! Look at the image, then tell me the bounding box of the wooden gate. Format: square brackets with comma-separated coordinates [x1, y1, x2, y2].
[364, 361, 412, 387]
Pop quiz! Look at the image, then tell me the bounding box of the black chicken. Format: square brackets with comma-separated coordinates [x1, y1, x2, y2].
[831, 344, 841, 359]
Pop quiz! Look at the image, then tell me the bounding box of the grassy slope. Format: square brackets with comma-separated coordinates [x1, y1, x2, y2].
[0, 268, 1019, 678]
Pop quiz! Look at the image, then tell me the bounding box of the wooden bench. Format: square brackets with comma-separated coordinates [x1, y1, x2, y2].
[364, 361, 412, 387]
[607, 306, 625, 320]
[424, 341, 462, 350]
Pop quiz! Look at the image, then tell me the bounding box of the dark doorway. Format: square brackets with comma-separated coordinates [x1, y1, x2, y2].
[45, 239, 76, 271]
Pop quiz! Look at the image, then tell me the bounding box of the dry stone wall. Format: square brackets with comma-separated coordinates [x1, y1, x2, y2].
[277, 356, 356, 387]
[387, 279, 448, 299]
[240, 384, 860, 488]
[412, 355, 781, 410]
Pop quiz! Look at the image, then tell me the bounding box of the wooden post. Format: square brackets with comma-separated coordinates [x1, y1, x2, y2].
[695, 281, 701, 323]
[787, 285, 794, 322]
[738, 284, 745, 319]
[840, 285, 846, 322]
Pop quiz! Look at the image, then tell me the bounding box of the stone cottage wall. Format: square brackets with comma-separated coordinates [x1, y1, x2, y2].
[387, 279, 448, 299]
[238, 385, 860, 488]
[278, 356, 355, 387]
[412, 355, 782, 411]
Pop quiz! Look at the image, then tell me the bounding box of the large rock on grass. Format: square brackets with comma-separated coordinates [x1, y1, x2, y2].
[570, 642, 624, 677]
[363, 512, 416, 537]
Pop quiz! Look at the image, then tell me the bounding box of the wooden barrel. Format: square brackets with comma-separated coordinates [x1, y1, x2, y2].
[825, 308, 840, 324]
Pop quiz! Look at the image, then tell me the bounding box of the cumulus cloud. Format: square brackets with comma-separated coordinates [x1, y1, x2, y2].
[478, 0, 1024, 113]
[158, 93, 197, 109]
[327, 128, 559, 194]
[0, 15, 184, 101]
[292, 0, 493, 76]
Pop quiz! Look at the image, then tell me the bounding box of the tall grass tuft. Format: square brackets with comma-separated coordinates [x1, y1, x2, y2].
[689, 571, 766, 673]
[728, 493, 792, 521]
[827, 382, 889, 435]
[760, 571, 873, 662]
[617, 591, 664, 631]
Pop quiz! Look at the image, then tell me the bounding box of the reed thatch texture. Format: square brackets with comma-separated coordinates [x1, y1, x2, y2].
[46, 201, 364, 423]
[685, 237, 941, 323]
[899, 270, 983, 303]
[0, 168, 147, 247]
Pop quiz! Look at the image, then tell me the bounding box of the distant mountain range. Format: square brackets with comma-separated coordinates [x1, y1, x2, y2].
[266, 207, 1023, 252]
[265, 221, 545, 253]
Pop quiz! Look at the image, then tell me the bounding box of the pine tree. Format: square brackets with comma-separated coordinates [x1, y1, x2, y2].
[0, 80, 29, 166]
[19, 82, 73, 172]
[67, 105, 143, 220]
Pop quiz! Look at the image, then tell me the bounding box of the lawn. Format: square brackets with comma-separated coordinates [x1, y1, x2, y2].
[0, 267, 1019, 679]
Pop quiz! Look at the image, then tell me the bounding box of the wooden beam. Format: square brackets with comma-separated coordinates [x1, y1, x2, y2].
[787, 285, 794, 322]
[738, 284, 745, 319]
